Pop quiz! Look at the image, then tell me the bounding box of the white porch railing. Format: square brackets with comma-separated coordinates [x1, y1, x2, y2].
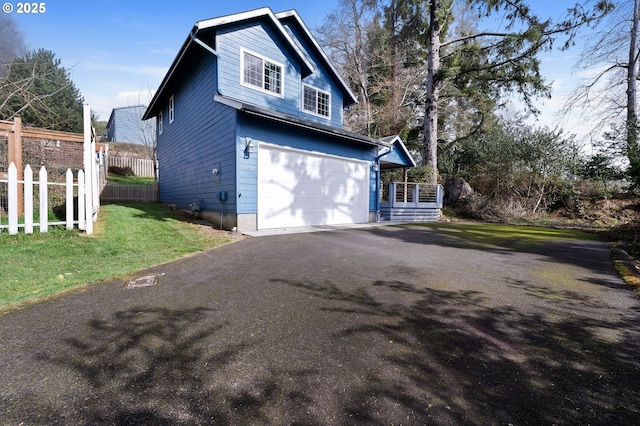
[380, 182, 443, 221]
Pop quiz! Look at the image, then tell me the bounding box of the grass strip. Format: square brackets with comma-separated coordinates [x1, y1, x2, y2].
[411, 221, 597, 248]
[0, 203, 232, 311]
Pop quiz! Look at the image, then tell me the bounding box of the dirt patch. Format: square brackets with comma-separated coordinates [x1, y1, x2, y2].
[173, 209, 246, 242]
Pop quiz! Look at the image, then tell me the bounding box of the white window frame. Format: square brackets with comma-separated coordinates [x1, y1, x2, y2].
[240, 47, 285, 98]
[169, 95, 175, 123]
[158, 110, 163, 135]
[302, 84, 331, 119]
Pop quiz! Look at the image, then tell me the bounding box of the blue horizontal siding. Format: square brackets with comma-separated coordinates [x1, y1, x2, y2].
[156, 56, 237, 214]
[237, 113, 379, 213]
[217, 22, 301, 116]
[281, 21, 345, 129]
[109, 106, 152, 144]
[380, 145, 414, 167]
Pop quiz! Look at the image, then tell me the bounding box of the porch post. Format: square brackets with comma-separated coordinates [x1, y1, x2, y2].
[389, 182, 396, 206]
[403, 167, 408, 203]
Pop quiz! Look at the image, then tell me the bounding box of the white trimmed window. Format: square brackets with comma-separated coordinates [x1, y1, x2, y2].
[302, 84, 330, 118]
[169, 95, 175, 123]
[158, 111, 163, 135]
[241, 48, 283, 97]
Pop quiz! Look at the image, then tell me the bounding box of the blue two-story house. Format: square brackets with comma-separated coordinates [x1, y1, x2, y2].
[143, 7, 418, 231]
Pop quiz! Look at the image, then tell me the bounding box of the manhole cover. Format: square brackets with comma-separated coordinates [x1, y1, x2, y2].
[127, 274, 162, 289]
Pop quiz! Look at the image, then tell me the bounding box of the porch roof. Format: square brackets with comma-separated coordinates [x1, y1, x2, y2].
[378, 135, 417, 169]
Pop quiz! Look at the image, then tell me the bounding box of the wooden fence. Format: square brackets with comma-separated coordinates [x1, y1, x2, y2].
[101, 182, 158, 203]
[108, 156, 155, 177]
[0, 106, 101, 234]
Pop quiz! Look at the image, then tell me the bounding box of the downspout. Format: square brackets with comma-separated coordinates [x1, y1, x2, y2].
[190, 29, 226, 226]
[190, 30, 223, 95]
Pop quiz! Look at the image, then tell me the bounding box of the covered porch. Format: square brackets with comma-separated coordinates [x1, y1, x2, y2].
[377, 135, 443, 222]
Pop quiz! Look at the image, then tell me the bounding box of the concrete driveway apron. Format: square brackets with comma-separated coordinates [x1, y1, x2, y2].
[1, 223, 639, 425]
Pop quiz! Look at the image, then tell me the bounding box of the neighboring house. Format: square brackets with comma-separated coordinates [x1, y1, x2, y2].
[142, 7, 421, 231]
[107, 105, 155, 145]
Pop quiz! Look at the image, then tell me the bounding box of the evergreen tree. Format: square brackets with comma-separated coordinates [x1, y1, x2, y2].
[0, 48, 84, 132]
[418, 0, 613, 184]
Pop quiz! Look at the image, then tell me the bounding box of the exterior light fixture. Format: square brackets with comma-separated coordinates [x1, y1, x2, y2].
[243, 137, 255, 159]
[245, 137, 255, 154]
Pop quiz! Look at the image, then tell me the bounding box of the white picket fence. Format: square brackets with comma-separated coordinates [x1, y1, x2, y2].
[0, 163, 91, 234]
[1, 105, 99, 235]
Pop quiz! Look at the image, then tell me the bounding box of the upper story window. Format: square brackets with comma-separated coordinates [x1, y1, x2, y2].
[241, 48, 283, 97]
[169, 95, 175, 123]
[158, 110, 163, 135]
[302, 84, 330, 118]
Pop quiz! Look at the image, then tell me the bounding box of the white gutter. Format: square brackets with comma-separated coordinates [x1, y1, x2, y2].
[190, 30, 223, 95]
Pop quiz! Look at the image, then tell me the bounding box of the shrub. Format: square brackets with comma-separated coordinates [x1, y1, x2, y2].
[109, 166, 135, 176]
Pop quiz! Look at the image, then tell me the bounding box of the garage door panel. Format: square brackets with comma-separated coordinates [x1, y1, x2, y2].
[258, 144, 369, 229]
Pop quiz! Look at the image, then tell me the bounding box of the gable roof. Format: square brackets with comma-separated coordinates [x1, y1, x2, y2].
[195, 7, 314, 75]
[276, 10, 358, 106]
[143, 7, 355, 120]
[378, 135, 417, 169]
[107, 105, 146, 128]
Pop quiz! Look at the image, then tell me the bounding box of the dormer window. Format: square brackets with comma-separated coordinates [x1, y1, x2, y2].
[302, 84, 330, 118]
[241, 48, 283, 97]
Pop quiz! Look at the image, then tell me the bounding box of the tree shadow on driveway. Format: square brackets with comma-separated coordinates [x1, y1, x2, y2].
[271, 276, 640, 425]
[4, 223, 640, 425]
[26, 306, 324, 425]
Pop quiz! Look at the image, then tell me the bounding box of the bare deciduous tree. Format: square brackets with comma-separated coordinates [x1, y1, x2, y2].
[0, 14, 27, 67]
[563, 0, 639, 173]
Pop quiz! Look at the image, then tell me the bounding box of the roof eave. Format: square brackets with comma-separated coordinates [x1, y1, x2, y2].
[275, 9, 358, 106]
[197, 7, 314, 76]
[378, 135, 417, 168]
[142, 32, 195, 121]
[215, 95, 381, 148]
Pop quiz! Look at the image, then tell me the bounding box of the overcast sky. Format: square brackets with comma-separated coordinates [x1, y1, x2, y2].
[8, 0, 594, 139]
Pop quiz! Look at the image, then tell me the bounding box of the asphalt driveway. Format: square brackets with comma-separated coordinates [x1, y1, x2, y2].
[1, 223, 639, 425]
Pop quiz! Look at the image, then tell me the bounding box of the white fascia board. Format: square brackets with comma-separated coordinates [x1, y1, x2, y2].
[276, 9, 359, 106]
[196, 7, 314, 76]
[213, 95, 243, 110]
[378, 135, 417, 168]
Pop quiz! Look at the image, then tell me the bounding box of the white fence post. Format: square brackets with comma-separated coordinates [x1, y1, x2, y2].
[8, 163, 18, 235]
[83, 105, 94, 235]
[39, 166, 48, 233]
[66, 169, 74, 230]
[78, 169, 85, 231]
[24, 165, 33, 234]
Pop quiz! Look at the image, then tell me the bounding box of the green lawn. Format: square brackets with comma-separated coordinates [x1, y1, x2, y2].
[107, 175, 156, 184]
[0, 203, 232, 312]
[411, 221, 597, 250]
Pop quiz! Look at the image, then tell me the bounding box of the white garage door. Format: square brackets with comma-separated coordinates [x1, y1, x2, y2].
[258, 143, 370, 229]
